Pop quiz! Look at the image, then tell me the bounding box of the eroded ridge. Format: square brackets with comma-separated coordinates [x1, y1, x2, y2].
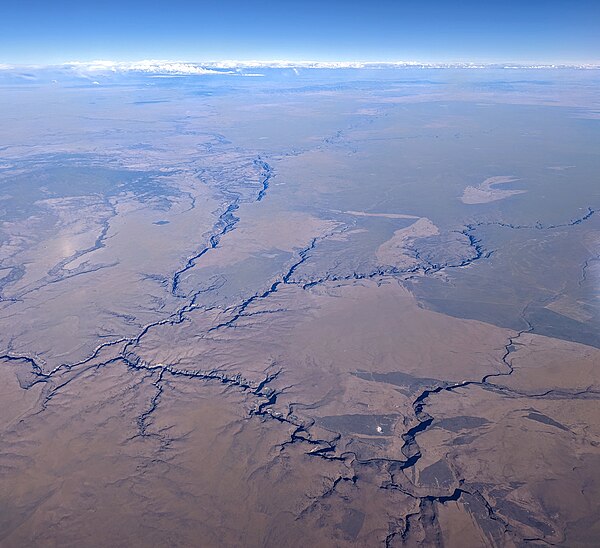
[2, 196, 598, 546]
[1, 77, 600, 546]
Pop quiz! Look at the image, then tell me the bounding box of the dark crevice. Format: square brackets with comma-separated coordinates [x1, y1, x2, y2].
[1, 153, 596, 548]
[171, 158, 273, 298]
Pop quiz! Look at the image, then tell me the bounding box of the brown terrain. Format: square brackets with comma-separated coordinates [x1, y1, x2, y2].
[0, 69, 599, 546]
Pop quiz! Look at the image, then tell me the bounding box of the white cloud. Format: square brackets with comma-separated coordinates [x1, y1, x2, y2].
[0, 60, 598, 76]
[62, 60, 234, 75]
[198, 60, 600, 70]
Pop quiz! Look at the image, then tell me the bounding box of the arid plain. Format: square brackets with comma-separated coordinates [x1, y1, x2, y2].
[0, 67, 599, 546]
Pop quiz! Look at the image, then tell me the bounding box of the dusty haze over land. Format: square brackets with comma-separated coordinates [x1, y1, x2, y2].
[0, 65, 599, 546]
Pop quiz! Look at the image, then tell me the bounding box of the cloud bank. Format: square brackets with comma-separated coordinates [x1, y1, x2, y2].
[0, 59, 598, 79]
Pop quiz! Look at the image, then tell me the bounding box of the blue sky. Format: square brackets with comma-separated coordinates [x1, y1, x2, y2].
[1, 0, 599, 64]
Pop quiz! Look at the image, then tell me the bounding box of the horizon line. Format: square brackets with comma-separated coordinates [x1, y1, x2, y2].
[1, 59, 600, 73]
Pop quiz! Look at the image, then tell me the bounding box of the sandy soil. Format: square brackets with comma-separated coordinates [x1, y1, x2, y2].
[461, 176, 526, 204]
